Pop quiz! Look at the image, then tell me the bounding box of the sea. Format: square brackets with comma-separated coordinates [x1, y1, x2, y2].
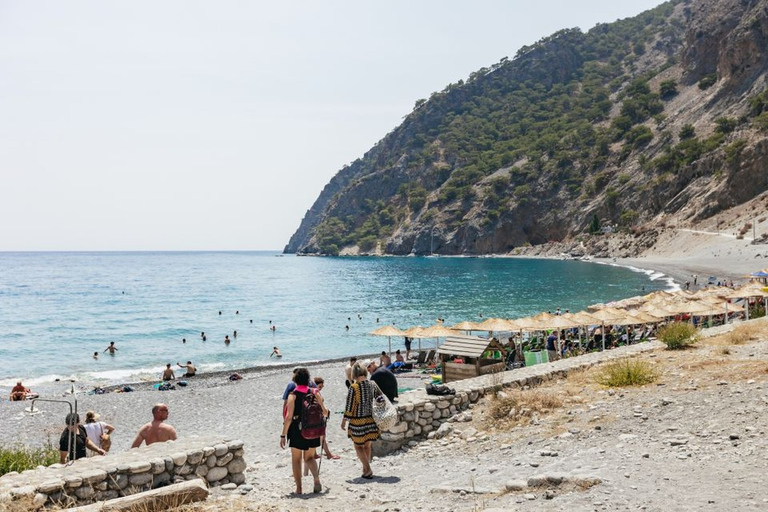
[0, 252, 674, 391]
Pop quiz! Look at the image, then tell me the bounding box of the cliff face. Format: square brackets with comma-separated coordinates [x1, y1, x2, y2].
[285, 0, 768, 256]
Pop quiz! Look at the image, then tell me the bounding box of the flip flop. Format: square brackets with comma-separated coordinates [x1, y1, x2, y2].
[313, 482, 322, 493]
[361, 473, 374, 479]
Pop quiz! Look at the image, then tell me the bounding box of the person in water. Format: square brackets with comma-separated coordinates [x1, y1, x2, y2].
[224, 335, 231, 345]
[103, 341, 118, 354]
[93, 352, 99, 360]
[271, 347, 282, 358]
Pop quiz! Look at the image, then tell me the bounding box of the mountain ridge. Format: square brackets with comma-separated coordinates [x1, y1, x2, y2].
[285, 0, 768, 257]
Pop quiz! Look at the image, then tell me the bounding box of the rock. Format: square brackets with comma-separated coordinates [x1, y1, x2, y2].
[544, 489, 556, 499]
[729, 434, 740, 440]
[221, 483, 237, 490]
[505, 480, 528, 492]
[206, 466, 228, 483]
[435, 423, 454, 439]
[669, 439, 688, 446]
[524, 493, 536, 500]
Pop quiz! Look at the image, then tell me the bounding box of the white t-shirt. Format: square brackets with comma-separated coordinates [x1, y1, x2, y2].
[83, 421, 107, 449]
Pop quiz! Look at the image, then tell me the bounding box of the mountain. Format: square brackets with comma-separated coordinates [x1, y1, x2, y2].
[284, 0, 768, 257]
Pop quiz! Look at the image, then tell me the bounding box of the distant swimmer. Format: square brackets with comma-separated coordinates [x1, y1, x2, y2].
[182, 338, 186, 344]
[233, 330, 237, 339]
[93, 352, 99, 360]
[103, 342, 118, 355]
[219, 311, 222, 315]
[162, 363, 175, 381]
[345, 325, 349, 331]
[177, 361, 196, 377]
[250, 319, 253, 324]
[236, 310, 239, 315]
[224, 335, 231, 345]
[270, 325, 276, 332]
[270, 347, 282, 358]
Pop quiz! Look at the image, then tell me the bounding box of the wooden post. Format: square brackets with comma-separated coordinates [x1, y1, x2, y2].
[68, 479, 210, 512]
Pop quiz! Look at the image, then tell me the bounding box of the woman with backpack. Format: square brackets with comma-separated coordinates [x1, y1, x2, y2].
[280, 367, 327, 494]
[341, 361, 380, 479]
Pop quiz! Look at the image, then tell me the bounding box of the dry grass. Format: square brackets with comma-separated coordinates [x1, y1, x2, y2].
[721, 322, 766, 346]
[596, 359, 659, 387]
[486, 389, 564, 427]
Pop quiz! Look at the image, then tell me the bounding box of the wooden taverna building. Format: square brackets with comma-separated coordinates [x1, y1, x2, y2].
[437, 335, 506, 383]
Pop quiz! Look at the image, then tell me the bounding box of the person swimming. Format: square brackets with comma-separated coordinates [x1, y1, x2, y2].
[270, 346, 282, 358]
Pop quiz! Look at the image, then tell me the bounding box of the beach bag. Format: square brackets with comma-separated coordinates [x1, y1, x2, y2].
[371, 381, 398, 431]
[425, 383, 456, 396]
[298, 389, 326, 439]
[99, 423, 111, 453]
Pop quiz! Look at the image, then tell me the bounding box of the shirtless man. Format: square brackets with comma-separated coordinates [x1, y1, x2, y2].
[103, 341, 118, 354]
[10, 381, 30, 401]
[130, 403, 177, 447]
[161, 363, 175, 381]
[177, 361, 196, 377]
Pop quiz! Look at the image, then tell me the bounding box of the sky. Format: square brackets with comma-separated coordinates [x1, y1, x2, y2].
[0, 0, 665, 251]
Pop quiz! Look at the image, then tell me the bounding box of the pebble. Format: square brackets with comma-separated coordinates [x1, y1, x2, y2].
[524, 493, 536, 500]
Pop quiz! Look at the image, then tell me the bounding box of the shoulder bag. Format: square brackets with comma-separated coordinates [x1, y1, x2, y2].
[99, 423, 111, 452]
[370, 381, 398, 431]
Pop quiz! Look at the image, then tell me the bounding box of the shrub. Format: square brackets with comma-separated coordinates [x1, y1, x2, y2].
[658, 322, 699, 349]
[698, 73, 717, 90]
[0, 444, 59, 476]
[597, 359, 658, 387]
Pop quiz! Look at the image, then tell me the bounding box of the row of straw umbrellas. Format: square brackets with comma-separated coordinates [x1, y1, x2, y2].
[370, 283, 768, 355]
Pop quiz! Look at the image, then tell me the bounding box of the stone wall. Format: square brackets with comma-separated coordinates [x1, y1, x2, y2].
[374, 341, 662, 455]
[0, 436, 245, 509]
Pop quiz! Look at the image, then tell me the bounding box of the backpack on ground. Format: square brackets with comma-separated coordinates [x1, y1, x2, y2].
[296, 389, 326, 440]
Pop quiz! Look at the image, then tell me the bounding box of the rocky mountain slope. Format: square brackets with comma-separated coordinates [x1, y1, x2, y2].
[285, 0, 768, 256]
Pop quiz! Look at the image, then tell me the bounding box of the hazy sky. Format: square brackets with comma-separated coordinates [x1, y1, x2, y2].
[0, 0, 664, 251]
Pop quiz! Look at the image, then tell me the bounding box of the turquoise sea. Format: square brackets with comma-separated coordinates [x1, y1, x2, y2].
[0, 252, 673, 389]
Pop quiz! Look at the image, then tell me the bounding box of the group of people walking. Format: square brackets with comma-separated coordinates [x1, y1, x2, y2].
[280, 360, 384, 494]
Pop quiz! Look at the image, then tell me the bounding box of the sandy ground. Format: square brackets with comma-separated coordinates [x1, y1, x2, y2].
[617, 227, 768, 285]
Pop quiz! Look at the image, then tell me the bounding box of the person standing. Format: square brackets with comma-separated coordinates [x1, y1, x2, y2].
[131, 403, 177, 447]
[341, 362, 380, 479]
[83, 410, 115, 455]
[59, 413, 105, 463]
[366, 360, 398, 403]
[103, 341, 118, 354]
[344, 357, 357, 388]
[404, 336, 412, 360]
[280, 367, 325, 494]
[312, 377, 340, 460]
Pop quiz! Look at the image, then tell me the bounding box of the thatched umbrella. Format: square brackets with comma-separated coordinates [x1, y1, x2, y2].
[450, 321, 484, 335]
[419, 324, 457, 349]
[586, 307, 629, 350]
[369, 325, 406, 356]
[403, 326, 427, 352]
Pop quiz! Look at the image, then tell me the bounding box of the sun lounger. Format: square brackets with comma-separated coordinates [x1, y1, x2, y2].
[414, 351, 428, 366]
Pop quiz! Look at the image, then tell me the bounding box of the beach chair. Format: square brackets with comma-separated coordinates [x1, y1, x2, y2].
[413, 350, 428, 366]
[424, 349, 436, 366]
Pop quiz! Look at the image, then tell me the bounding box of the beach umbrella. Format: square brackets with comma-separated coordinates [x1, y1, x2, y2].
[476, 317, 517, 333]
[450, 321, 484, 333]
[585, 307, 629, 350]
[419, 324, 456, 349]
[403, 326, 427, 352]
[369, 325, 405, 356]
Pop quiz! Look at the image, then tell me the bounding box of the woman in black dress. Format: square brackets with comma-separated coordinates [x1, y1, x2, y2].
[280, 367, 328, 494]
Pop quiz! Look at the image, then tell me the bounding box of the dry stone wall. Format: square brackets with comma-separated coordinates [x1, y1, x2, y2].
[374, 341, 662, 455]
[0, 436, 244, 509]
